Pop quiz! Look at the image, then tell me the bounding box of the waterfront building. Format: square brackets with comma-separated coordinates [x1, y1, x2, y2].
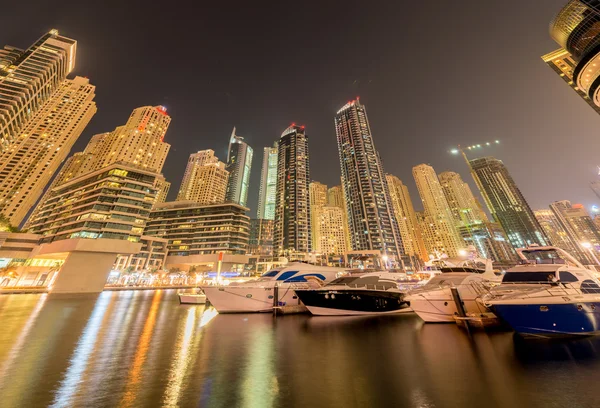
[385, 174, 428, 262]
[27, 163, 160, 243]
[225, 127, 253, 206]
[256, 144, 278, 220]
[154, 176, 170, 206]
[1, 30, 77, 149]
[0, 76, 97, 226]
[310, 181, 328, 252]
[248, 218, 274, 256]
[438, 171, 488, 226]
[543, 1, 600, 115]
[113, 235, 168, 272]
[144, 201, 250, 271]
[413, 164, 463, 257]
[469, 156, 549, 248]
[176, 149, 229, 205]
[535, 208, 590, 264]
[335, 99, 403, 265]
[273, 124, 311, 259]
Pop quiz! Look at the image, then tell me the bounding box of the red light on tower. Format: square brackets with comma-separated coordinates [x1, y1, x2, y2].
[300, 125, 305, 129]
[291, 122, 296, 126]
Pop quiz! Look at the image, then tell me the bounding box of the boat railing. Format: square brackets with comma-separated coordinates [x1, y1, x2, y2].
[485, 281, 600, 299]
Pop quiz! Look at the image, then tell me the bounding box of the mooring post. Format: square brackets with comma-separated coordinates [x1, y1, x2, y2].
[451, 286, 470, 333]
[273, 284, 279, 317]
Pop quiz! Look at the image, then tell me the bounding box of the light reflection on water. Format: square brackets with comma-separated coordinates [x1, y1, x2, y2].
[0, 290, 599, 407]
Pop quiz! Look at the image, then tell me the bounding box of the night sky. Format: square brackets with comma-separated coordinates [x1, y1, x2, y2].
[2, 0, 598, 215]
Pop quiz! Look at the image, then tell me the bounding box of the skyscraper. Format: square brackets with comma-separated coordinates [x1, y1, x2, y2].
[327, 185, 345, 208]
[438, 171, 488, 226]
[176, 149, 229, 205]
[543, 1, 600, 115]
[335, 99, 403, 264]
[469, 156, 548, 248]
[386, 174, 428, 262]
[550, 201, 600, 260]
[0, 76, 96, 226]
[25, 106, 172, 227]
[85, 106, 171, 173]
[535, 208, 590, 263]
[225, 127, 253, 206]
[310, 181, 329, 253]
[274, 124, 311, 258]
[314, 206, 349, 257]
[1, 30, 77, 149]
[413, 164, 463, 257]
[256, 144, 278, 220]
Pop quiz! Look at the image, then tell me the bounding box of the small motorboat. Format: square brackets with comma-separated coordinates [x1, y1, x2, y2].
[294, 272, 423, 316]
[480, 245, 600, 337]
[178, 290, 207, 304]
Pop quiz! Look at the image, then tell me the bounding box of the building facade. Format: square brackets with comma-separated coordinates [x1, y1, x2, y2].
[225, 127, 253, 207]
[469, 156, 549, 249]
[1, 30, 77, 149]
[413, 164, 463, 257]
[550, 200, 600, 263]
[113, 235, 168, 272]
[274, 125, 311, 259]
[335, 99, 403, 265]
[310, 181, 328, 252]
[248, 218, 274, 256]
[386, 174, 428, 262]
[145, 201, 250, 255]
[0, 76, 97, 226]
[176, 149, 229, 205]
[256, 144, 278, 220]
[313, 205, 349, 257]
[27, 163, 159, 244]
[543, 1, 600, 115]
[535, 208, 590, 263]
[438, 171, 488, 226]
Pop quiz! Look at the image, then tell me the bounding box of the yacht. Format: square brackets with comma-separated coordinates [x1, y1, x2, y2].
[178, 290, 207, 304]
[480, 246, 600, 337]
[201, 263, 347, 313]
[406, 257, 500, 323]
[294, 272, 424, 316]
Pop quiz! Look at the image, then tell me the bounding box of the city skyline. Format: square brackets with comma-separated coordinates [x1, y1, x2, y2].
[3, 0, 596, 218]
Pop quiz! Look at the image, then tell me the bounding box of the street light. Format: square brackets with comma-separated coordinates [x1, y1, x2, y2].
[381, 255, 389, 270]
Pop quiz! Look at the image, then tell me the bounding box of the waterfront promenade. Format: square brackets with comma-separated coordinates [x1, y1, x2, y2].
[0, 289, 597, 407]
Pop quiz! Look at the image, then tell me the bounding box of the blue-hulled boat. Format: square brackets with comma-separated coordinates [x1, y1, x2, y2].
[480, 245, 600, 337]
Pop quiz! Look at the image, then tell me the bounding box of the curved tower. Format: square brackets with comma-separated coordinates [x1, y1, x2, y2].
[544, 1, 600, 112]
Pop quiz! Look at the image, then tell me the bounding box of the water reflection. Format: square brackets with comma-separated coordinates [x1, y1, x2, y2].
[1, 290, 600, 407]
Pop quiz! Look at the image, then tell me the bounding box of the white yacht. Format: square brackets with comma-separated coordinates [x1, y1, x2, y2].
[480, 246, 600, 337]
[406, 257, 500, 323]
[201, 263, 348, 313]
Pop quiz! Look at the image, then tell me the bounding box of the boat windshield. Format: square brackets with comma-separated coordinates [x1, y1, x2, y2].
[259, 268, 283, 279]
[325, 275, 398, 289]
[419, 275, 467, 290]
[502, 271, 556, 284]
[520, 249, 566, 264]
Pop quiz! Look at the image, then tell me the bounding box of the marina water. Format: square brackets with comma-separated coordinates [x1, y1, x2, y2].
[0, 290, 597, 408]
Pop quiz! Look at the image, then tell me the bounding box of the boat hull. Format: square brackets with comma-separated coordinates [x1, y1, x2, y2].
[178, 294, 207, 304]
[202, 285, 303, 313]
[491, 302, 600, 336]
[295, 289, 409, 316]
[408, 289, 493, 323]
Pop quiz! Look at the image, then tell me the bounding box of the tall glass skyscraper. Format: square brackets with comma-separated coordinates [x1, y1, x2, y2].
[335, 99, 403, 265]
[469, 156, 549, 249]
[256, 144, 278, 220]
[225, 127, 253, 207]
[274, 125, 311, 258]
[1, 30, 77, 149]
